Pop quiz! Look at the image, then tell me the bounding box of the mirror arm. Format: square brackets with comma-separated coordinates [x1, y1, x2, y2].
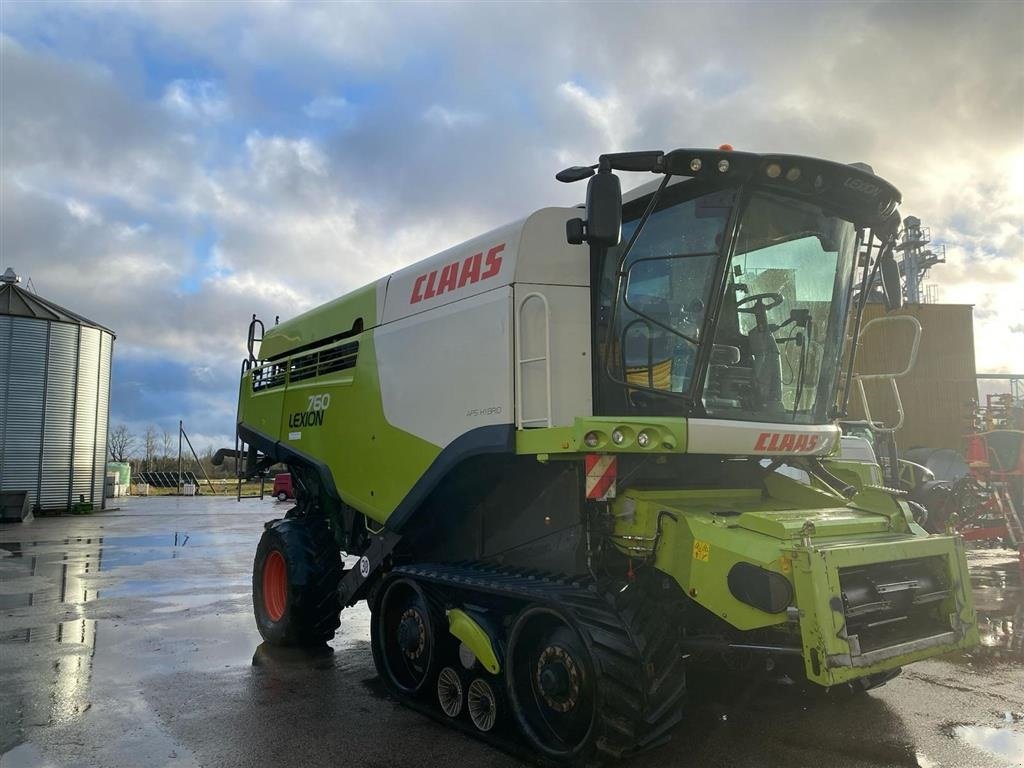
[598, 151, 665, 174]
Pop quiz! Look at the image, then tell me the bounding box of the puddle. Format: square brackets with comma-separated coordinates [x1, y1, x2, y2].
[0, 532, 252, 609]
[149, 591, 250, 613]
[948, 724, 1024, 762]
[0, 742, 58, 768]
[0, 618, 97, 645]
[955, 548, 1023, 666]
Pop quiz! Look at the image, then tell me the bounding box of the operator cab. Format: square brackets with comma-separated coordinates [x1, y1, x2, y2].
[578, 149, 902, 427]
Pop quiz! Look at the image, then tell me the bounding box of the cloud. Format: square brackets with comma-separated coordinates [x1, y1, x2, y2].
[161, 79, 231, 121]
[421, 104, 484, 129]
[0, 1, 1021, 443]
[304, 94, 350, 120]
[66, 198, 102, 224]
[557, 81, 637, 152]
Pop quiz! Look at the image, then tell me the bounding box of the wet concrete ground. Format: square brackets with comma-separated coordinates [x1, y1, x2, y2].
[1, 496, 1021, 768]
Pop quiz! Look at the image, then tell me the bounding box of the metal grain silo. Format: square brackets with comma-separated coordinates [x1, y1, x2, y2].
[0, 268, 115, 513]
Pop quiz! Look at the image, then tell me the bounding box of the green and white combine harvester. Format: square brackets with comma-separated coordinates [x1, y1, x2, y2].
[228, 147, 978, 763]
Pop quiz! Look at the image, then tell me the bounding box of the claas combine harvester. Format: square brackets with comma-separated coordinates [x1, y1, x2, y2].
[226, 147, 978, 764]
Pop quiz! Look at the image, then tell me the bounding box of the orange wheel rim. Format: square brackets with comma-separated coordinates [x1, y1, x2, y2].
[263, 550, 287, 622]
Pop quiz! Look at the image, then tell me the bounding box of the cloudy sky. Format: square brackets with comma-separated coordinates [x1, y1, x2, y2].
[2, 1, 1022, 451]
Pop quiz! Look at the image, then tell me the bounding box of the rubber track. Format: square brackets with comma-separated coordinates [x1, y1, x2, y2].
[393, 562, 686, 763]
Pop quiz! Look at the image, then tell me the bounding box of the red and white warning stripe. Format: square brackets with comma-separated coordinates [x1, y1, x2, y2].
[585, 454, 617, 500]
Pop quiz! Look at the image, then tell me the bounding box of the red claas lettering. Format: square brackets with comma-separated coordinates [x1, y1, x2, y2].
[755, 432, 822, 452]
[409, 243, 506, 304]
[458, 253, 482, 288]
[482, 244, 504, 279]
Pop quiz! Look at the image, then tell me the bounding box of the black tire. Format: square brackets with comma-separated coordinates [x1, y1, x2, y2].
[506, 587, 686, 764]
[253, 518, 342, 646]
[277, 491, 288, 502]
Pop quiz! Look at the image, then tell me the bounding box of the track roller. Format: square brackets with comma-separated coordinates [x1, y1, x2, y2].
[467, 677, 499, 732]
[437, 667, 464, 717]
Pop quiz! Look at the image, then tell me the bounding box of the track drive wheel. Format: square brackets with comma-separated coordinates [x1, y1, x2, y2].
[508, 609, 596, 760]
[507, 593, 685, 765]
[253, 518, 342, 646]
[371, 576, 440, 696]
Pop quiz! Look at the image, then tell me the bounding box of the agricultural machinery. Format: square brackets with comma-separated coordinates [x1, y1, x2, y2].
[226, 147, 978, 763]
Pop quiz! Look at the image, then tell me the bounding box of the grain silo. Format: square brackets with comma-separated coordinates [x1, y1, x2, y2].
[0, 267, 115, 513]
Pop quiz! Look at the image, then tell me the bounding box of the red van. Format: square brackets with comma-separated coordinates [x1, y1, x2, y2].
[272, 472, 293, 502]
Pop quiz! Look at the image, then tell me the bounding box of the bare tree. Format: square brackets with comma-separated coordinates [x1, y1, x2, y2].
[108, 424, 135, 462]
[161, 428, 175, 470]
[143, 425, 158, 472]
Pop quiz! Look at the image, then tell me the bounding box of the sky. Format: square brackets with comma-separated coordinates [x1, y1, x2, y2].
[2, 1, 1022, 452]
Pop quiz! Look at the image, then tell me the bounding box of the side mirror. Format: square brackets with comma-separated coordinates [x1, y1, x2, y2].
[879, 251, 903, 311]
[567, 171, 622, 246]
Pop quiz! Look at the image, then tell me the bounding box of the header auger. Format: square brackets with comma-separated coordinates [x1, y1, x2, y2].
[229, 146, 977, 764]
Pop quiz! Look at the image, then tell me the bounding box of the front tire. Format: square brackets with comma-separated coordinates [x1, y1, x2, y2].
[253, 518, 342, 646]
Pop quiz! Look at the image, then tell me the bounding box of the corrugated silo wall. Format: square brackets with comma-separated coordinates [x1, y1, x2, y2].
[0, 317, 112, 512]
[846, 304, 976, 452]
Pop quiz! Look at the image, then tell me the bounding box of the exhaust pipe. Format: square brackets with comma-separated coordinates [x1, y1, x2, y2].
[211, 447, 241, 467]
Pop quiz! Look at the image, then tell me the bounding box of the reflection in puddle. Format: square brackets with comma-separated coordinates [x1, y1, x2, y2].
[950, 724, 1024, 762]
[959, 548, 1022, 665]
[251, 641, 336, 670]
[0, 538, 99, 743]
[0, 529, 252, 751]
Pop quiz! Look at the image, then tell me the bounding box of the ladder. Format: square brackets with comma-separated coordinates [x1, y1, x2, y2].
[994, 485, 1024, 546]
[515, 292, 552, 429]
[991, 483, 1024, 576]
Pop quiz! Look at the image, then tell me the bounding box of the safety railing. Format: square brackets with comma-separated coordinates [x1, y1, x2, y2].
[854, 315, 922, 434]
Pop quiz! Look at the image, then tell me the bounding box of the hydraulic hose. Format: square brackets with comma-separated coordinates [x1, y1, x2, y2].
[807, 458, 858, 499]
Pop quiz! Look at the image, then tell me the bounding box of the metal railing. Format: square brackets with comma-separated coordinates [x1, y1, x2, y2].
[854, 315, 922, 434]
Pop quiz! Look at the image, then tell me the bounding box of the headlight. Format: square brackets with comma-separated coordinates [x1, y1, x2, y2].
[584, 431, 600, 448]
[765, 162, 782, 179]
[612, 429, 625, 446]
[637, 431, 651, 448]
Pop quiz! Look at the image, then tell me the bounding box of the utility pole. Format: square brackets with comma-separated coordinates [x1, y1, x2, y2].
[177, 419, 183, 495]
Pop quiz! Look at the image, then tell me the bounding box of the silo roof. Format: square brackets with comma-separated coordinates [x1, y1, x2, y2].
[0, 269, 115, 336]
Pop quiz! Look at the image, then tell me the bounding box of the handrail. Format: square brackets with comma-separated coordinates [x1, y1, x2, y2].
[854, 315, 922, 434]
[515, 292, 552, 428]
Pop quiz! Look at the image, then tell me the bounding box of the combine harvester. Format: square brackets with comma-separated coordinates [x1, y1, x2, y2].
[225, 147, 978, 763]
